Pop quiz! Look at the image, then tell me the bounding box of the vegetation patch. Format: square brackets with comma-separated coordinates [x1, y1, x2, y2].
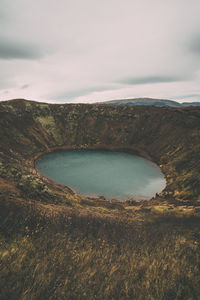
[35, 115, 63, 144]
[0, 99, 200, 299]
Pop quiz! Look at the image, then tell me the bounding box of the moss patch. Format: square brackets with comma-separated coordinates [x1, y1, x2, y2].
[35, 115, 63, 144]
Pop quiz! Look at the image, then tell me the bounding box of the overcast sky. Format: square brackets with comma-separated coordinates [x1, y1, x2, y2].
[0, 0, 200, 103]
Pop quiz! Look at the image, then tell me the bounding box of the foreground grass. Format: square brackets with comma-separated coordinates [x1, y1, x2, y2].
[0, 202, 200, 300]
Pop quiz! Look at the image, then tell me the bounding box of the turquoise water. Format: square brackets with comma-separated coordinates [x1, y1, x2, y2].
[37, 150, 166, 201]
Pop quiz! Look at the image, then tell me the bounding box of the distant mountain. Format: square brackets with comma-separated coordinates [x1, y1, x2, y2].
[100, 98, 200, 107]
[181, 102, 200, 107]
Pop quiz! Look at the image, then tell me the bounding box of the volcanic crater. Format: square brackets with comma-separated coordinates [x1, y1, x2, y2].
[0, 99, 199, 208]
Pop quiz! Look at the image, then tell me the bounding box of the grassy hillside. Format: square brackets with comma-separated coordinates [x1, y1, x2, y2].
[0, 99, 200, 299]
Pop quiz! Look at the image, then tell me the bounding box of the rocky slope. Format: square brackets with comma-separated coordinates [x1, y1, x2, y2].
[0, 99, 200, 205]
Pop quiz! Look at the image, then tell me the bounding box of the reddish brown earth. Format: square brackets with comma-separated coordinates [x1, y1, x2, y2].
[0, 99, 199, 207]
[0, 99, 200, 300]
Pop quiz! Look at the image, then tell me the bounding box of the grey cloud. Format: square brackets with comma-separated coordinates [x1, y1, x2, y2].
[0, 39, 44, 60]
[0, 1, 8, 20]
[118, 75, 184, 85]
[0, 0, 200, 102]
[0, 75, 15, 89]
[51, 86, 117, 101]
[188, 37, 200, 55]
[21, 84, 29, 89]
[53, 90, 93, 101]
[180, 94, 200, 99]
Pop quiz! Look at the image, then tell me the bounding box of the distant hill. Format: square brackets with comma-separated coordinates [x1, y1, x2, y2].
[181, 102, 200, 107]
[100, 98, 200, 107]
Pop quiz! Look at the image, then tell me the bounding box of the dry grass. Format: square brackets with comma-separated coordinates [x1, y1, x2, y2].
[0, 200, 200, 300]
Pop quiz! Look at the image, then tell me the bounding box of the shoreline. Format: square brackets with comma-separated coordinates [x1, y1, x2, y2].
[33, 146, 167, 203]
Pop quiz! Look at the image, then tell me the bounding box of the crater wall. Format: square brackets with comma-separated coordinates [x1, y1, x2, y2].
[0, 99, 199, 203]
